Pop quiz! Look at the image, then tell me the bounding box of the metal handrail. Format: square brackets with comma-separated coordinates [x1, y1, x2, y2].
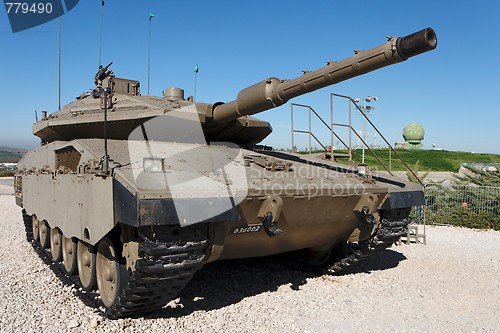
[332, 123, 393, 175]
[291, 103, 353, 156]
[291, 96, 418, 180]
[293, 130, 328, 152]
[331, 93, 422, 185]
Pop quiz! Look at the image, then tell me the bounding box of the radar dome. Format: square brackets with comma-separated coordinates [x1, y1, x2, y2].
[402, 122, 424, 145]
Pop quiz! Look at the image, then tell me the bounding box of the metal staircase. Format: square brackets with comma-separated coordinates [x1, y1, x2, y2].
[290, 92, 422, 184]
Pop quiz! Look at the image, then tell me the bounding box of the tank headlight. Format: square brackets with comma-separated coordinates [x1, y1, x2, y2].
[143, 157, 165, 173]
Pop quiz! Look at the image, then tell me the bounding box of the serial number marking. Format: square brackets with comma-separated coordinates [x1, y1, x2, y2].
[231, 225, 262, 234]
[5, 2, 53, 14]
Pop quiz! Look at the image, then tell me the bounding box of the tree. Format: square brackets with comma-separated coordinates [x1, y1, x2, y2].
[406, 160, 430, 184]
[453, 164, 500, 187]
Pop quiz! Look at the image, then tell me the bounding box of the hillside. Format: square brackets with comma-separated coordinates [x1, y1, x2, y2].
[303, 148, 500, 172]
[0, 150, 22, 163]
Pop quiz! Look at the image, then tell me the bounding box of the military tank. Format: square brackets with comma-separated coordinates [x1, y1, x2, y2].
[15, 28, 437, 318]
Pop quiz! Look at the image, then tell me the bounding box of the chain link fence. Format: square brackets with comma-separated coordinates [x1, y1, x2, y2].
[424, 183, 500, 230]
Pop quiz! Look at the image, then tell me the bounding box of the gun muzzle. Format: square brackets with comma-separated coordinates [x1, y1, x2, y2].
[396, 28, 437, 60]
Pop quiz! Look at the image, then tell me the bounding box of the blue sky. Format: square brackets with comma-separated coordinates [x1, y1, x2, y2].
[1, 0, 499, 154]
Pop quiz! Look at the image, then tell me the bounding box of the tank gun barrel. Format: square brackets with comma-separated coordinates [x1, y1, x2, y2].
[211, 28, 437, 125]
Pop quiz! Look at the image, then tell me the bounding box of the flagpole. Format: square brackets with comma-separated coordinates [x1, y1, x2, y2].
[194, 73, 198, 102]
[194, 64, 199, 102]
[98, 1, 104, 69]
[147, 13, 154, 96]
[147, 18, 151, 95]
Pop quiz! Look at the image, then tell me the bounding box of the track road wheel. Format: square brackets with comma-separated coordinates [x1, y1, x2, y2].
[62, 236, 78, 275]
[39, 220, 51, 249]
[77, 240, 97, 291]
[307, 247, 333, 267]
[96, 237, 127, 310]
[50, 228, 63, 262]
[32, 215, 40, 243]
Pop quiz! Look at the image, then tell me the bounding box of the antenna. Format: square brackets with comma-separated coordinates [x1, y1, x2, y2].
[98, 0, 104, 69]
[94, 63, 113, 176]
[147, 13, 155, 95]
[35, 110, 38, 122]
[57, 6, 61, 110]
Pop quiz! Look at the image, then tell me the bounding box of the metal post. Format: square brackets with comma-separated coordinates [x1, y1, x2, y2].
[308, 107, 312, 154]
[389, 147, 392, 172]
[330, 94, 334, 157]
[422, 186, 427, 245]
[348, 99, 352, 162]
[102, 88, 109, 174]
[362, 99, 366, 163]
[361, 96, 377, 163]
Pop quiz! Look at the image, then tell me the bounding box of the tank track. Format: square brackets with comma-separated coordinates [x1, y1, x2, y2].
[22, 209, 101, 309]
[325, 217, 411, 274]
[106, 225, 211, 318]
[22, 209, 211, 318]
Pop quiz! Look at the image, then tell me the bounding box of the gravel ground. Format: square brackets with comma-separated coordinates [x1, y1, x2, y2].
[0, 194, 499, 333]
[0, 178, 13, 195]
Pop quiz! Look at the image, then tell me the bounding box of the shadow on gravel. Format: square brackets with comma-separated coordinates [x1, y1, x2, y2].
[152, 248, 407, 319]
[154, 256, 313, 318]
[334, 249, 407, 275]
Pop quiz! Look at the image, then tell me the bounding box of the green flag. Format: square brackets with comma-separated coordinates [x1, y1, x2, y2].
[194, 64, 199, 73]
[149, 12, 155, 21]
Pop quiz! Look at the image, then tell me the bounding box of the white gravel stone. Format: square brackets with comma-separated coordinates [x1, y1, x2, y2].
[0, 194, 499, 332]
[67, 319, 80, 329]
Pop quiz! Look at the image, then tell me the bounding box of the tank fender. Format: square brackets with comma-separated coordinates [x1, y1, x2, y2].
[381, 190, 425, 209]
[113, 178, 241, 227]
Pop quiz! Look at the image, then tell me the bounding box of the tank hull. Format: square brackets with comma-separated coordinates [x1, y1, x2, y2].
[16, 138, 423, 318]
[16, 139, 423, 260]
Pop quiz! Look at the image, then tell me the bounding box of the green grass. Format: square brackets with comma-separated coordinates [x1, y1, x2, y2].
[300, 148, 500, 172]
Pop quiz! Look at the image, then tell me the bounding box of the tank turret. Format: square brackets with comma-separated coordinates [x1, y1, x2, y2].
[33, 28, 436, 146]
